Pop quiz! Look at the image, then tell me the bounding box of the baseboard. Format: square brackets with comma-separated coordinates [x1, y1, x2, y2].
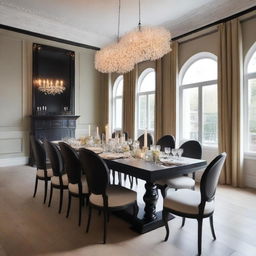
[0, 156, 28, 167]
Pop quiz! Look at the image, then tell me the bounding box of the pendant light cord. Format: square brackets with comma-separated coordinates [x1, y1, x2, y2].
[138, 0, 141, 30]
[117, 0, 121, 41]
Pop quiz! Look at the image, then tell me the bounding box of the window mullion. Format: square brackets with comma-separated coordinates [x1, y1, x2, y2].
[179, 87, 183, 142]
[198, 86, 203, 143]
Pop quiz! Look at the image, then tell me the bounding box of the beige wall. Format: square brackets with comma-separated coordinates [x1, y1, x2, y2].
[0, 29, 101, 165]
[241, 14, 256, 57]
[178, 29, 219, 70]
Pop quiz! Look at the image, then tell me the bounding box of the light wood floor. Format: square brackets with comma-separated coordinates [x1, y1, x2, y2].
[0, 165, 255, 256]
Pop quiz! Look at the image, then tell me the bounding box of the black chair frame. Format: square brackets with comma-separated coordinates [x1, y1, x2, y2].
[30, 135, 51, 204]
[162, 153, 227, 255]
[59, 142, 89, 226]
[45, 141, 68, 214]
[79, 148, 138, 243]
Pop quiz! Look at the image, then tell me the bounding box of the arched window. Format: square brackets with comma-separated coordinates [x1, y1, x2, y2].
[245, 43, 256, 153]
[179, 52, 218, 146]
[137, 68, 156, 137]
[112, 76, 123, 131]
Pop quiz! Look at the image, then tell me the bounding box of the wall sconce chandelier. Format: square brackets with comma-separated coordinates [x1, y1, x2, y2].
[95, 0, 172, 74]
[34, 79, 66, 95]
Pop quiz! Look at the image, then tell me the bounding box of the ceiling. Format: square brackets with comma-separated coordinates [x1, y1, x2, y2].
[0, 0, 255, 48]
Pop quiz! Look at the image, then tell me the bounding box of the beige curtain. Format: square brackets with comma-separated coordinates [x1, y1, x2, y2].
[122, 66, 137, 139]
[155, 41, 178, 141]
[100, 73, 110, 132]
[218, 18, 244, 187]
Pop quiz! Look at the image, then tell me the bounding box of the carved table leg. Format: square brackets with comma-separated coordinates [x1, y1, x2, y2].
[143, 182, 159, 221]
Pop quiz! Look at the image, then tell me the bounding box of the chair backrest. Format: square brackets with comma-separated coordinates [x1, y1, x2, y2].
[200, 153, 227, 202]
[179, 140, 202, 159]
[30, 135, 46, 170]
[112, 131, 128, 140]
[156, 135, 175, 151]
[59, 142, 81, 184]
[137, 133, 153, 149]
[79, 148, 109, 195]
[44, 141, 63, 177]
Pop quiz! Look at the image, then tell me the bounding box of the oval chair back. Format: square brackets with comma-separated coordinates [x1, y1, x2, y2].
[156, 135, 175, 151]
[180, 140, 202, 159]
[44, 141, 63, 177]
[137, 133, 153, 149]
[79, 148, 109, 196]
[30, 135, 46, 170]
[200, 153, 226, 204]
[59, 142, 81, 184]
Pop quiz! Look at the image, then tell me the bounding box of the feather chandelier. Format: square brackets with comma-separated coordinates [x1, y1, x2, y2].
[95, 0, 172, 74]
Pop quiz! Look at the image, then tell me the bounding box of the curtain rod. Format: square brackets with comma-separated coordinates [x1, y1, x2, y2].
[172, 6, 256, 41]
[0, 24, 100, 50]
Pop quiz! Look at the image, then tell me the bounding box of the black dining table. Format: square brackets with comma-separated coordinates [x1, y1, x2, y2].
[104, 157, 207, 234]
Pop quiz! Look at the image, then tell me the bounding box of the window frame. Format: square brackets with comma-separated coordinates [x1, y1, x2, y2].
[112, 75, 123, 131]
[244, 42, 256, 157]
[136, 68, 156, 137]
[179, 52, 218, 147]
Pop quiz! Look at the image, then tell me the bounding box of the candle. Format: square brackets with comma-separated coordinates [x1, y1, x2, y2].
[105, 124, 109, 143]
[96, 126, 99, 138]
[88, 125, 91, 136]
[144, 129, 148, 148]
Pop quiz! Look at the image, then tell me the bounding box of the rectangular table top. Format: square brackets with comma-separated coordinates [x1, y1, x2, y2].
[104, 157, 207, 183]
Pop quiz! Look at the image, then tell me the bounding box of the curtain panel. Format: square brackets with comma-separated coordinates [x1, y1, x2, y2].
[122, 66, 137, 139]
[100, 73, 111, 133]
[218, 18, 244, 187]
[155, 41, 178, 141]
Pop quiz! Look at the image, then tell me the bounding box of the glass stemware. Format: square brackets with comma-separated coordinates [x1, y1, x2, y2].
[171, 148, 178, 159]
[177, 148, 184, 158]
[164, 147, 171, 157]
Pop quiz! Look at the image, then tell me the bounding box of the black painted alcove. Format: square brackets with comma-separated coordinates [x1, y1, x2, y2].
[32, 43, 75, 115]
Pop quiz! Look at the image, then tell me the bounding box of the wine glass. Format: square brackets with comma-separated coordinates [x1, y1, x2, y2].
[171, 148, 177, 159]
[164, 147, 171, 157]
[177, 148, 184, 159]
[127, 138, 133, 150]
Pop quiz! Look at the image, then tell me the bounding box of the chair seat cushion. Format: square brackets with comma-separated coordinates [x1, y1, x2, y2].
[37, 169, 53, 178]
[89, 185, 137, 208]
[51, 174, 68, 186]
[164, 189, 214, 215]
[157, 176, 195, 189]
[68, 176, 88, 194]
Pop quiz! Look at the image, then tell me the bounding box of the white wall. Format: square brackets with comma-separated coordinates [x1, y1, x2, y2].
[0, 29, 101, 166]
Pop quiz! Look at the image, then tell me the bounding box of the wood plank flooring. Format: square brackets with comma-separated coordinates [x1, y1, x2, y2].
[0, 165, 255, 256]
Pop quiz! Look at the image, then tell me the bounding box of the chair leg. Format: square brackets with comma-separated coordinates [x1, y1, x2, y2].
[103, 209, 108, 244]
[118, 172, 122, 185]
[197, 218, 203, 256]
[129, 175, 133, 188]
[160, 185, 168, 199]
[86, 206, 92, 233]
[133, 201, 139, 217]
[181, 217, 186, 228]
[209, 215, 216, 240]
[78, 195, 83, 226]
[66, 192, 72, 218]
[48, 184, 53, 207]
[43, 180, 48, 204]
[33, 176, 38, 198]
[112, 170, 115, 184]
[58, 188, 63, 214]
[162, 209, 170, 241]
